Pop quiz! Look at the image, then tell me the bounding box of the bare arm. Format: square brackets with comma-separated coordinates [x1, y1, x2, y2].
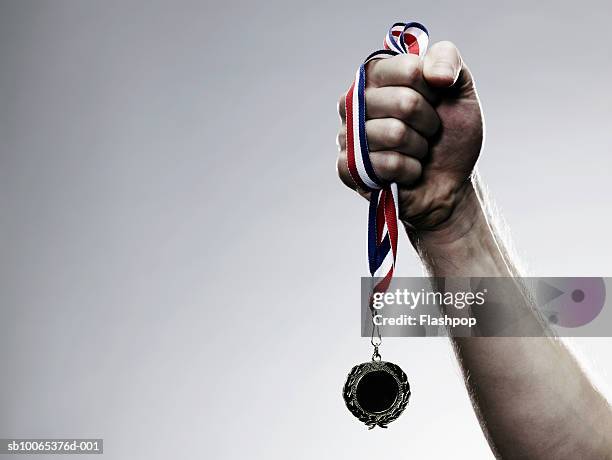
[409, 177, 612, 458]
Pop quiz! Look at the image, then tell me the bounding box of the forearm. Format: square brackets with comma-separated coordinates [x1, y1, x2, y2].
[408, 176, 612, 459]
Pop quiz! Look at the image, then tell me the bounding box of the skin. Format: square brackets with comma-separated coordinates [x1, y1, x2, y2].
[336, 41, 612, 458]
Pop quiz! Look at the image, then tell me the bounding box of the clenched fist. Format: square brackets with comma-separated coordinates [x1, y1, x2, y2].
[337, 41, 483, 231]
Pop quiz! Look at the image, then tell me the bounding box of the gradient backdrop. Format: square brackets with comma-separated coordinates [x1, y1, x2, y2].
[1, 1, 612, 458]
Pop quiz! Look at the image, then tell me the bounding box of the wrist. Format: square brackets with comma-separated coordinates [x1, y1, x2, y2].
[405, 177, 508, 276]
[405, 178, 482, 246]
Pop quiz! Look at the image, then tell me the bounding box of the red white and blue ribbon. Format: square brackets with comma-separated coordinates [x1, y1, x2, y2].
[345, 22, 429, 294]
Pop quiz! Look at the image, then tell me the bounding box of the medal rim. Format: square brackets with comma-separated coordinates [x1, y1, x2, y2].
[342, 360, 410, 429]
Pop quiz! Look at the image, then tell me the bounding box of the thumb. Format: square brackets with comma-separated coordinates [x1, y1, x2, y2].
[423, 41, 473, 90]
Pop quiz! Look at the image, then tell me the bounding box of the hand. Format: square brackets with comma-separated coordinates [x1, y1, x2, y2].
[337, 41, 483, 231]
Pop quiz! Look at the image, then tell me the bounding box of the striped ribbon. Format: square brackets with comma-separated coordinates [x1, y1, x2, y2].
[345, 22, 429, 294]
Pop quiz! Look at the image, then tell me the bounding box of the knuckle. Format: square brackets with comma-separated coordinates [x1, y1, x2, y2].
[386, 119, 407, 146]
[336, 152, 356, 189]
[336, 128, 346, 150]
[396, 89, 418, 117]
[382, 153, 403, 177]
[408, 133, 428, 159]
[365, 60, 380, 86]
[337, 93, 347, 117]
[399, 54, 421, 83]
[408, 159, 423, 180]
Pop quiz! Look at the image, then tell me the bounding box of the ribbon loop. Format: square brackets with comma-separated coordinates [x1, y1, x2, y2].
[345, 22, 429, 286]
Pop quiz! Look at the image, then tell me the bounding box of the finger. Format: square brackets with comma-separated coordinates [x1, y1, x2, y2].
[338, 93, 346, 122]
[336, 125, 346, 151]
[336, 152, 371, 199]
[423, 41, 473, 90]
[366, 54, 437, 102]
[365, 86, 440, 137]
[365, 118, 428, 160]
[337, 151, 354, 189]
[369, 151, 422, 186]
[337, 150, 422, 191]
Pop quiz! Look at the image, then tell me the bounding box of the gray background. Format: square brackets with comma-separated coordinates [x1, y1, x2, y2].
[1, 0, 611, 458]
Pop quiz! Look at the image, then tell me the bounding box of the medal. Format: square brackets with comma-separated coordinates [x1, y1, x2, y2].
[342, 22, 429, 428]
[343, 357, 411, 429]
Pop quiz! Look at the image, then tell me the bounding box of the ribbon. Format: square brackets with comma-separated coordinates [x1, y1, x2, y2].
[345, 22, 429, 294]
